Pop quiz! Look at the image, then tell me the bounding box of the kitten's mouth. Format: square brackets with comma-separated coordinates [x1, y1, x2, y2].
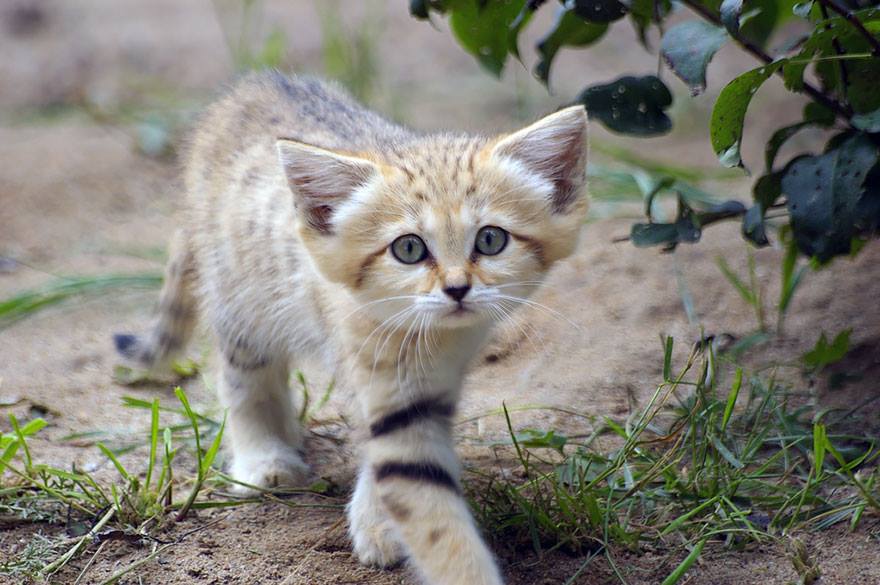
[448, 305, 472, 316]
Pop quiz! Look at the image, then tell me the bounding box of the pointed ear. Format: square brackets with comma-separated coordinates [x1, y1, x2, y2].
[490, 106, 588, 213]
[276, 139, 380, 234]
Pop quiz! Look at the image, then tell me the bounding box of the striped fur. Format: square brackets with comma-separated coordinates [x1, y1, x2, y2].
[114, 71, 589, 585]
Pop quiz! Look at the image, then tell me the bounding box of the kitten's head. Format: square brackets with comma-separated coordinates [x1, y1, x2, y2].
[277, 106, 588, 329]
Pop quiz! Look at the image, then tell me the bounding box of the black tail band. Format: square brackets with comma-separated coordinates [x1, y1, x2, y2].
[369, 398, 455, 439]
[374, 461, 458, 492]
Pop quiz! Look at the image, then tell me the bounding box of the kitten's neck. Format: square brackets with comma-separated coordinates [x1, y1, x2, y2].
[340, 314, 491, 417]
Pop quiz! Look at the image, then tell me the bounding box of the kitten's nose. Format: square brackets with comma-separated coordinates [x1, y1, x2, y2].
[443, 285, 471, 303]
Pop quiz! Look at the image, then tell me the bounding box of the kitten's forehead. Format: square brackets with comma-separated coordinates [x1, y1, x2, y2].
[385, 134, 489, 202]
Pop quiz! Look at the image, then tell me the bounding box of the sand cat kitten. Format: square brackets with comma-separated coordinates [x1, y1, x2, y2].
[114, 72, 588, 585]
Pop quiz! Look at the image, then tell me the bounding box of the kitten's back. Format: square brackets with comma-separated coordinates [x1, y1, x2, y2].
[188, 72, 410, 171]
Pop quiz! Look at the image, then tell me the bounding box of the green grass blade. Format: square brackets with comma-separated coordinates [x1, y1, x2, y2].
[97, 443, 132, 483]
[663, 336, 674, 382]
[0, 274, 162, 329]
[200, 412, 226, 475]
[17, 418, 48, 437]
[145, 399, 159, 493]
[716, 256, 755, 306]
[9, 415, 34, 472]
[661, 538, 706, 585]
[0, 440, 20, 472]
[812, 423, 826, 480]
[721, 368, 742, 432]
[661, 496, 722, 536]
[173, 387, 201, 467]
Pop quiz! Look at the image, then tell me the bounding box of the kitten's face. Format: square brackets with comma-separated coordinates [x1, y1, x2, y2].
[279, 107, 589, 330]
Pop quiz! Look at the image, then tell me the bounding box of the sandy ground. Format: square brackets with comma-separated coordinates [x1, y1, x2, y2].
[1, 1, 879, 584]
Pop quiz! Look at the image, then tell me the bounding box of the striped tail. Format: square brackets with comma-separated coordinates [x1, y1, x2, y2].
[113, 230, 198, 373]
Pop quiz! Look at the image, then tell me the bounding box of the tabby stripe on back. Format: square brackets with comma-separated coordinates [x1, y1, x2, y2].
[374, 461, 459, 491]
[369, 398, 455, 438]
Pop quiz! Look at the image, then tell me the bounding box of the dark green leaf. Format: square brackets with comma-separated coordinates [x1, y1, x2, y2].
[842, 55, 880, 115]
[803, 329, 851, 370]
[753, 170, 783, 208]
[630, 222, 679, 247]
[513, 429, 568, 453]
[575, 75, 673, 136]
[449, 0, 526, 76]
[631, 198, 704, 250]
[507, 1, 536, 62]
[742, 204, 769, 246]
[661, 20, 729, 95]
[783, 8, 880, 110]
[720, 0, 743, 33]
[676, 206, 703, 243]
[765, 121, 813, 172]
[738, 0, 788, 48]
[782, 133, 880, 261]
[710, 61, 785, 168]
[852, 108, 880, 133]
[628, 0, 671, 47]
[569, 0, 628, 23]
[804, 101, 835, 127]
[694, 199, 746, 224]
[535, 8, 608, 84]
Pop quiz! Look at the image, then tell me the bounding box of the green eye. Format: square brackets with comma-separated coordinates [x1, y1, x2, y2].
[474, 226, 508, 256]
[391, 234, 428, 264]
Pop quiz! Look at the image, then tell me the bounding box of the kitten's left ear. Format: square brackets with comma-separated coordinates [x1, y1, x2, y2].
[277, 139, 380, 234]
[490, 106, 588, 213]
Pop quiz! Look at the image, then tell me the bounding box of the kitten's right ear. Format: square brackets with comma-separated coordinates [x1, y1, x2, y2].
[276, 140, 379, 234]
[490, 106, 588, 214]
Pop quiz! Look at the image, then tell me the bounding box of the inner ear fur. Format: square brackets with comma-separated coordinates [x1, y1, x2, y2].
[490, 106, 588, 214]
[276, 139, 380, 234]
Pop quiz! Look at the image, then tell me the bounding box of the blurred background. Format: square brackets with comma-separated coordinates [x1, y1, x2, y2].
[0, 0, 828, 291]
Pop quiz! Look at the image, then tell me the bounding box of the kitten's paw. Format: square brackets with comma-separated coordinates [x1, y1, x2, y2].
[229, 449, 310, 495]
[351, 520, 405, 568]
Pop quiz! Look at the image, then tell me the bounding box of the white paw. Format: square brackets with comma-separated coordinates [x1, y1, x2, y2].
[350, 520, 406, 568]
[229, 448, 310, 495]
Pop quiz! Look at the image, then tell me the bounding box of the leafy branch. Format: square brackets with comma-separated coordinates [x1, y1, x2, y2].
[815, 0, 880, 55]
[678, 0, 851, 120]
[410, 0, 880, 265]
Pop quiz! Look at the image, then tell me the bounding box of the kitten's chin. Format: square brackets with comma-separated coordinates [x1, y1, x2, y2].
[435, 307, 491, 329]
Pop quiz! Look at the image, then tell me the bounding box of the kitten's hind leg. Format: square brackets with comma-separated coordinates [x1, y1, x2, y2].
[218, 350, 309, 494]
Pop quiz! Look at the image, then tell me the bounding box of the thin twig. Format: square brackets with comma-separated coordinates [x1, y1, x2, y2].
[816, 0, 880, 55]
[678, 0, 853, 120]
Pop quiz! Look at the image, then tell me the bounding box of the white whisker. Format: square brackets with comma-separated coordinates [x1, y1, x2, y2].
[495, 294, 583, 333]
[338, 295, 421, 323]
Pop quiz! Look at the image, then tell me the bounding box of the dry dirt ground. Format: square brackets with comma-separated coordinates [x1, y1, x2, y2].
[1, 1, 879, 584]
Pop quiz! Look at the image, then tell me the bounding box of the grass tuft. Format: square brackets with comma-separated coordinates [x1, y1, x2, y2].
[467, 338, 879, 582]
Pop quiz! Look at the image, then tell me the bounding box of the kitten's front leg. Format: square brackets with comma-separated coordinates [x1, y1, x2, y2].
[217, 353, 309, 493]
[350, 398, 504, 585]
